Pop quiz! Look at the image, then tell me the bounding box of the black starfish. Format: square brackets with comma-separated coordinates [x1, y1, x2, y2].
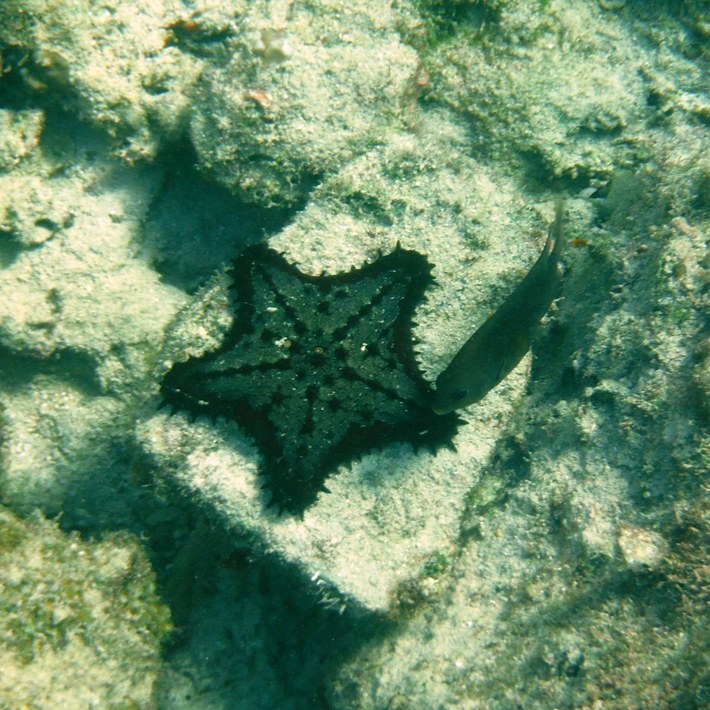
[161, 243, 460, 514]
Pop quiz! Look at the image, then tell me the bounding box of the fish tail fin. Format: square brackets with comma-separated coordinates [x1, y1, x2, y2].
[543, 197, 565, 262]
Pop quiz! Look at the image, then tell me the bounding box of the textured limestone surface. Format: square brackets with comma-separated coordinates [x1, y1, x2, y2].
[190, 0, 422, 205]
[421, 0, 651, 180]
[0, 111, 186, 520]
[139, 125, 550, 612]
[0, 0, 202, 160]
[0, 0, 708, 707]
[328, 164, 710, 704]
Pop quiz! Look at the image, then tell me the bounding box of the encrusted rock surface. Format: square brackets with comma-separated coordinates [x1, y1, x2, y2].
[0, 506, 171, 709]
[0, 0, 707, 707]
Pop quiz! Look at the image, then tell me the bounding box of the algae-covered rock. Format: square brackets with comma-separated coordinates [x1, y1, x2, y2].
[0, 112, 186, 394]
[326, 101, 710, 710]
[0, 0, 202, 161]
[0, 506, 171, 709]
[190, 0, 421, 205]
[419, 0, 649, 180]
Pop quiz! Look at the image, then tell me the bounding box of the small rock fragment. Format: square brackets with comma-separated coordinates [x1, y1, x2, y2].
[618, 524, 669, 570]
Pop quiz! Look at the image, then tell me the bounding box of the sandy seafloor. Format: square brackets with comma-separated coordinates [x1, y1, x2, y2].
[0, 1, 708, 708]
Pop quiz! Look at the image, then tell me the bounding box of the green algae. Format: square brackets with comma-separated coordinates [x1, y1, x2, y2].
[0, 506, 171, 707]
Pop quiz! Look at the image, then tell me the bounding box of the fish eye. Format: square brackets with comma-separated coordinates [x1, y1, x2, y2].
[451, 388, 469, 402]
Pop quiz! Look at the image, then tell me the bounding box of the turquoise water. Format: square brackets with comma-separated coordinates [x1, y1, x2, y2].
[0, 0, 707, 707]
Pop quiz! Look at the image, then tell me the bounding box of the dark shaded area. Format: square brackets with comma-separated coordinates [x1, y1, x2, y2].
[0, 345, 103, 397]
[137, 497, 391, 710]
[0, 43, 77, 113]
[496, 560, 706, 707]
[142, 139, 296, 292]
[411, 0, 502, 47]
[257, 558, 386, 709]
[0, 231, 27, 269]
[164, 18, 237, 58]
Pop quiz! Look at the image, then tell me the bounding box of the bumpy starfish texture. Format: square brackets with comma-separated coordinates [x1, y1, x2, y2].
[161, 243, 460, 514]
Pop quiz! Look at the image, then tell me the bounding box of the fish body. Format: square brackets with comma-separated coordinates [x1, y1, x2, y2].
[432, 199, 564, 414]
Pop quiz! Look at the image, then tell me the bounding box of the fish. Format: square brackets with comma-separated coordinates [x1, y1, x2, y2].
[432, 198, 565, 414]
